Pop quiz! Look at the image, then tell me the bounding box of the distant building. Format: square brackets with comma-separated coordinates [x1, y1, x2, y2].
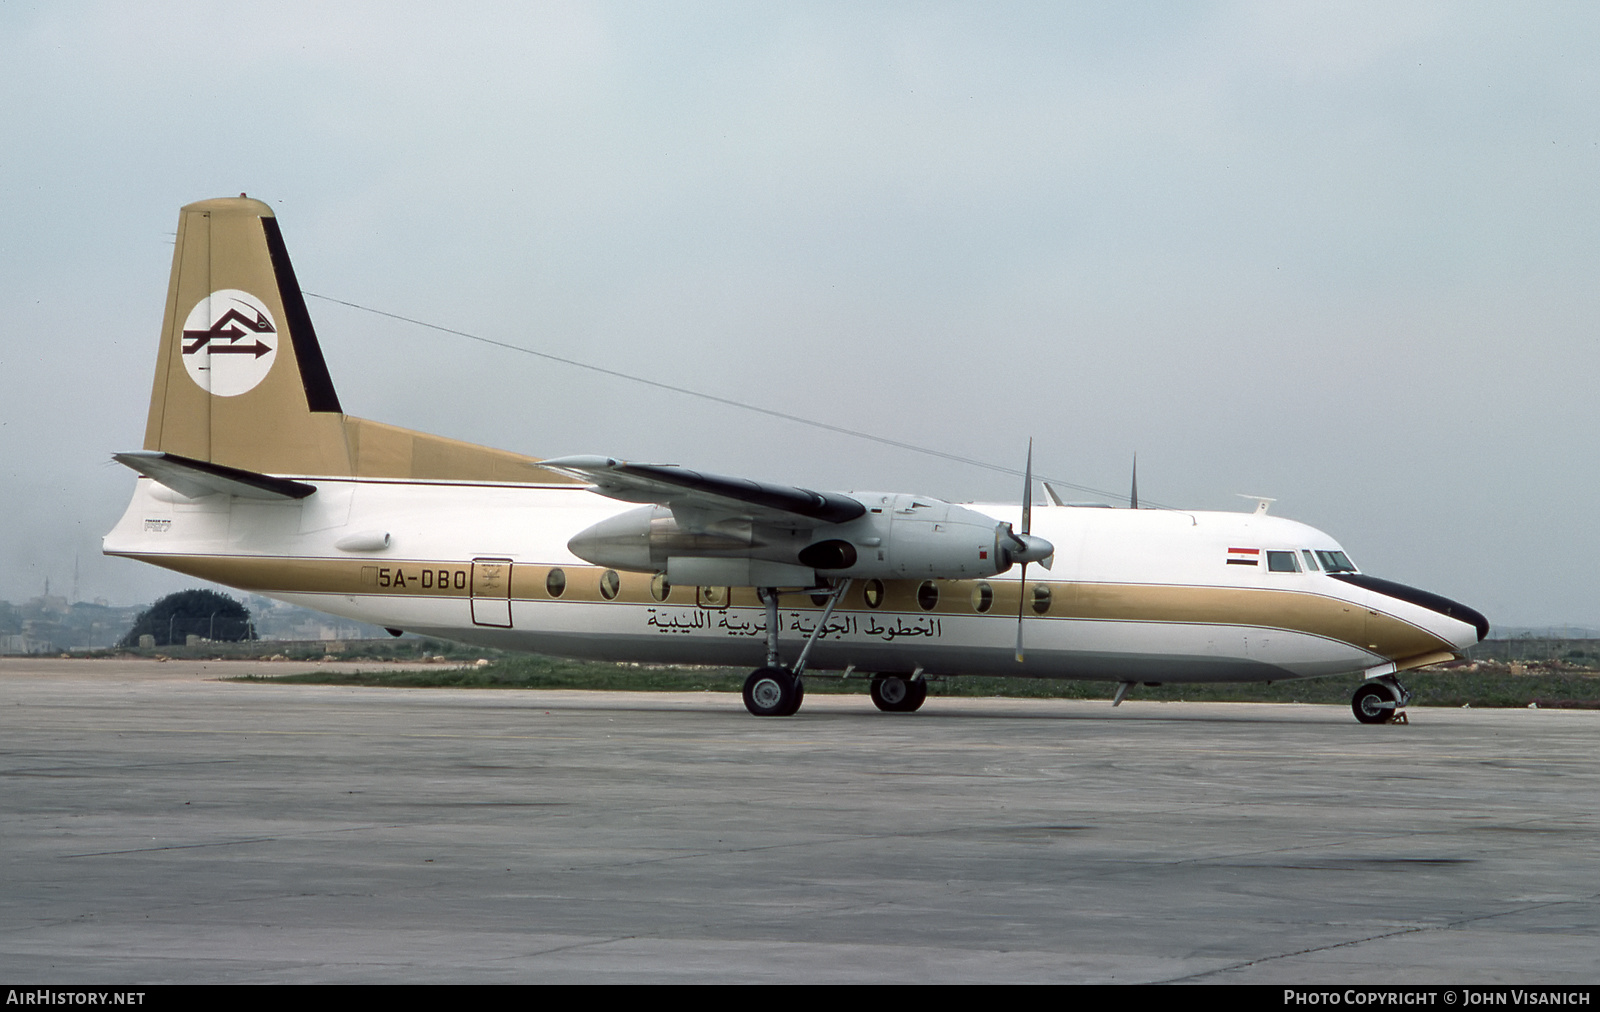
[0, 597, 145, 653]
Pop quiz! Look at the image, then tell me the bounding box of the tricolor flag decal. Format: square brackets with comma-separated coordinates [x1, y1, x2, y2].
[1226, 547, 1260, 566]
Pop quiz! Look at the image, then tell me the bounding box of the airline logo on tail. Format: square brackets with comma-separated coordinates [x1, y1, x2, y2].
[180, 289, 277, 396]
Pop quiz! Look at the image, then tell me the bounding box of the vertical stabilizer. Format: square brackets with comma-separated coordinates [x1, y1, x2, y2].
[143, 196, 353, 476]
[138, 197, 578, 483]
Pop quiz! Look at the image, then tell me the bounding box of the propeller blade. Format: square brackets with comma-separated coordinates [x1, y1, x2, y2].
[1016, 440, 1036, 662]
[1130, 452, 1138, 510]
[1021, 438, 1034, 536]
[1004, 440, 1054, 572]
[1014, 561, 1029, 662]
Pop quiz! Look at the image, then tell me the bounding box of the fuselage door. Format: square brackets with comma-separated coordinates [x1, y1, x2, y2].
[471, 557, 513, 628]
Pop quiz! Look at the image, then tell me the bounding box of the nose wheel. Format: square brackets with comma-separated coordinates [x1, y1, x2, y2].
[1352, 676, 1411, 724]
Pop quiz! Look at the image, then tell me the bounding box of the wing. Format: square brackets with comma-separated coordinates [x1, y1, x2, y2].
[539, 455, 865, 527]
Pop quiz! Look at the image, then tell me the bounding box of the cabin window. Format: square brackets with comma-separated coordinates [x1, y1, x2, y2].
[1314, 550, 1357, 574]
[546, 568, 566, 598]
[1030, 583, 1052, 615]
[863, 579, 885, 609]
[1266, 551, 1300, 573]
[600, 569, 621, 600]
[1301, 550, 1319, 572]
[972, 581, 994, 613]
[917, 581, 939, 611]
[650, 573, 671, 602]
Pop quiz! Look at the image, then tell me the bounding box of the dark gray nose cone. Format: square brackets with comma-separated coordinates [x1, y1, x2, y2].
[1329, 573, 1490, 641]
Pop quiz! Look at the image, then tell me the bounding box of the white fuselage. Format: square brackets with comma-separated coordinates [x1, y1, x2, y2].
[104, 475, 1481, 685]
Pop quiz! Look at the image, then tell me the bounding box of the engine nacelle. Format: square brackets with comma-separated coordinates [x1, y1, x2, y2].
[814, 493, 1017, 579]
[566, 492, 1048, 586]
[566, 505, 812, 573]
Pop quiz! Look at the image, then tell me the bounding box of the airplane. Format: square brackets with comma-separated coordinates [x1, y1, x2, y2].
[104, 196, 1489, 723]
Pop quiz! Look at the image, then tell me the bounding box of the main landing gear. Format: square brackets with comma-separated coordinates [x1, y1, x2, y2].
[869, 673, 928, 713]
[741, 581, 850, 717]
[736, 583, 931, 718]
[1352, 675, 1412, 725]
[743, 666, 804, 717]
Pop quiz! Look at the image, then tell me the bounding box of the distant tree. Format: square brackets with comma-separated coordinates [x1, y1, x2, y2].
[120, 590, 256, 647]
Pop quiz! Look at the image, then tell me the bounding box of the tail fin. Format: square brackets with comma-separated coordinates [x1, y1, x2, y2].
[141, 197, 575, 483]
[144, 196, 351, 475]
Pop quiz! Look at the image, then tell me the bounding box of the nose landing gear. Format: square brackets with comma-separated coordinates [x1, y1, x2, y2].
[1352, 675, 1412, 725]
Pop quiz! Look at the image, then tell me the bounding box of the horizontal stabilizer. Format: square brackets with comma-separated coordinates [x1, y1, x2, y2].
[113, 451, 317, 500]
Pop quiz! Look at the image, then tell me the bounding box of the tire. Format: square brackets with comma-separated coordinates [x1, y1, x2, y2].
[904, 678, 928, 712]
[1352, 682, 1397, 724]
[871, 675, 924, 713]
[743, 667, 801, 717]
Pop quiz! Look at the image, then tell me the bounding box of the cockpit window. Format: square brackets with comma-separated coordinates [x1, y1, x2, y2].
[1314, 550, 1357, 573]
[1301, 550, 1319, 572]
[1266, 551, 1300, 573]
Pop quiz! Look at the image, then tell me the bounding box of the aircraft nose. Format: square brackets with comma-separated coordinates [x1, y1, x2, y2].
[1328, 573, 1489, 644]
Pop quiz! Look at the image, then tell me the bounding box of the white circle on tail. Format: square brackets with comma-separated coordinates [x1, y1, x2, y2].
[180, 289, 278, 397]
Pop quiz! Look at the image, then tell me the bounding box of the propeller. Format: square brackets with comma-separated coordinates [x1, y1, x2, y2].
[1005, 439, 1055, 662]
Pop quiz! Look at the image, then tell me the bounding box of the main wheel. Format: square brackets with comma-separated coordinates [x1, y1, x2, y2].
[870, 674, 926, 713]
[903, 678, 928, 712]
[1352, 682, 1398, 724]
[743, 667, 802, 717]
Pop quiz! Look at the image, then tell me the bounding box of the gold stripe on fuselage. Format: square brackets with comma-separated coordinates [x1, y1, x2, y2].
[111, 551, 1456, 663]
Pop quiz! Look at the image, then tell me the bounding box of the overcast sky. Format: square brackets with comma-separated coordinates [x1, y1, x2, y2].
[3, 2, 1597, 630]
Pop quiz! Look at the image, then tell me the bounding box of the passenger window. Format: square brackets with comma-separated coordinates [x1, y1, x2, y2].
[1266, 551, 1300, 573]
[546, 567, 567, 597]
[916, 581, 939, 611]
[1030, 584, 1052, 615]
[600, 570, 621, 600]
[972, 582, 994, 613]
[863, 579, 885, 609]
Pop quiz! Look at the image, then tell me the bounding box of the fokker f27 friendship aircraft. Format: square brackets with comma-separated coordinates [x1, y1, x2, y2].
[105, 197, 1489, 722]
